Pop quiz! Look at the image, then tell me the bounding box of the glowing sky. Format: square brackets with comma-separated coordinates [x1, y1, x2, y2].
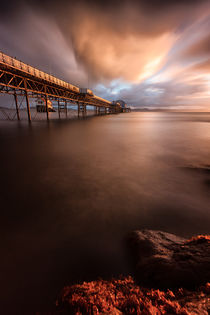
[1, 0, 210, 108]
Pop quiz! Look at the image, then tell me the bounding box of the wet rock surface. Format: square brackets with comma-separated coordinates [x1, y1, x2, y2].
[127, 230, 210, 289]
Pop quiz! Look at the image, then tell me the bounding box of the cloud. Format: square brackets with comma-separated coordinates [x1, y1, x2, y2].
[191, 59, 210, 72]
[0, 7, 88, 86]
[181, 34, 210, 60]
[1, 0, 210, 108]
[59, 0, 208, 83]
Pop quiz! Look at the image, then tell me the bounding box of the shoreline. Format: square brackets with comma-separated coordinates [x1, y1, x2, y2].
[56, 277, 210, 315]
[56, 232, 210, 314]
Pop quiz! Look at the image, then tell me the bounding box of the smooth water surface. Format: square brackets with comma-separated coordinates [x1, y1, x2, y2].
[0, 112, 210, 313]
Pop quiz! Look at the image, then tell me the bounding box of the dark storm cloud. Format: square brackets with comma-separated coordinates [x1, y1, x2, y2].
[1, 0, 207, 25]
[1, 0, 210, 107]
[1, 0, 205, 10]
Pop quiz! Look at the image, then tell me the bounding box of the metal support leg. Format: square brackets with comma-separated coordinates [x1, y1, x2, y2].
[14, 90, 20, 120]
[82, 104, 84, 118]
[24, 87, 31, 122]
[94, 106, 97, 115]
[65, 100, 67, 118]
[82, 104, 85, 118]
[45, 95, 49, 121]
[84, 104, 86, 117]
[58, 99, 60, 119]
[78, 102, 80, 118]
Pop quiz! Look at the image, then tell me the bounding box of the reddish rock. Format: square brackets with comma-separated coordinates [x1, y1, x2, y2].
[127, 230, 210, 289]
[56, 232, 210, 314]
[56, 277, 210, 315]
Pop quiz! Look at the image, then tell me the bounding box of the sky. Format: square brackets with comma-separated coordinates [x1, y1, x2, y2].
[1, 0, 210, 109]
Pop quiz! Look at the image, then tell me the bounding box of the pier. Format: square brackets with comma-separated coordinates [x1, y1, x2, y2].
[0, 52, 131, 122]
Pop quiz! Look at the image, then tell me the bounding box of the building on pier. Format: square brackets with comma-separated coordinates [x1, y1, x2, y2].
[112, 100, 131, 112]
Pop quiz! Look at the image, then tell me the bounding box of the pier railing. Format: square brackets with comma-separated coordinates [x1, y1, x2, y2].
[0, 51, 79, 93]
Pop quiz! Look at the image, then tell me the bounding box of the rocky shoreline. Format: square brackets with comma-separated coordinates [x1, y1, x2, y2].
[56, 278, 210, 314]
[56, 231, 210, 314]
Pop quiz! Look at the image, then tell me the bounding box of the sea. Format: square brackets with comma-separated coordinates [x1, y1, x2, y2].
[0, 111, 210, 313]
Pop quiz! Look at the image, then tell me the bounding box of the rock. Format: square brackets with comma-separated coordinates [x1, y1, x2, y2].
[127, 230, 210, 289]
[57, 277, 210, 315]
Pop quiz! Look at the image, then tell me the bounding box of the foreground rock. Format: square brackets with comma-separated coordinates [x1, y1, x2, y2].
[56, 232, 210, 314]
[127, 230, 210, 289]
[56, 277, 210, 314]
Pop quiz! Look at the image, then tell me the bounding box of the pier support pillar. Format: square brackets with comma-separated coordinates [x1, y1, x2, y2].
[78, 102, 80, 118]
[58, 99, 60, 119]
[83, 104, 86, 118]
[94, 106, 98, 115]
[65, 100, 68, 119]
[45, 95, 49, 121]
[14, 90, 20, 121]
[24, 80, 31, 123]
[78, 103, 86, 118]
